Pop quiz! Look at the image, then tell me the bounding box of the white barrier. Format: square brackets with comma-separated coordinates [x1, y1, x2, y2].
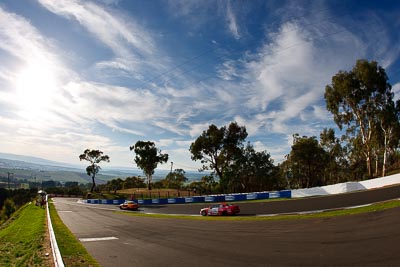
[46, 196, 65, 267]
[291, 173, 400, 198]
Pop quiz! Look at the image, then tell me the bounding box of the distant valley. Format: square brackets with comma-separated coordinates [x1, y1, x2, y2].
[0, 152, 205, 184]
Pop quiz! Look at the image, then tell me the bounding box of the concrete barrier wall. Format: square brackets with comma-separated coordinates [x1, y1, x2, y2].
[291, 173, 400, 198]
[359, 174, 400, 189]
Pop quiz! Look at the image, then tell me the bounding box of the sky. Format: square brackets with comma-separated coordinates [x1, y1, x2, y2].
[0, 0, 399, 171]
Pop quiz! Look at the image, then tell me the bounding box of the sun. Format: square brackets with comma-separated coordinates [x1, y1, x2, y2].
[15, 61, 58, 118]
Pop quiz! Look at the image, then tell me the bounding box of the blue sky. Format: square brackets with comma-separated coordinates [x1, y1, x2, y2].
[0, 0, 399, 171]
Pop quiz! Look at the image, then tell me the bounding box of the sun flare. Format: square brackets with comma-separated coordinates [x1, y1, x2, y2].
[15, 61, 58, 117]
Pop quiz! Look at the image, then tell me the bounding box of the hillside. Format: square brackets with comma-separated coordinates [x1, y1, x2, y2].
[0, 156, 116, 184]
[0, 154, 206, 184]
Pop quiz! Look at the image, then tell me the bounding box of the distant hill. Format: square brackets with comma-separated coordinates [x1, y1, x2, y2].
[0, 153, 118, 183]
[0, 153, 206, 184]
[0, 152, 76, 169]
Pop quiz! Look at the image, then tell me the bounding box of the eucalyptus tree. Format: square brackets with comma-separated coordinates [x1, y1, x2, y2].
[189, 122, 247, 192]
[79, 149, 110, 193]
[224, 143, 277, 192]
[377, 99, 400, 176]
[123, 176, 146, 189]
[286, 134, 328, 188]
[325, 59, 394, 178]
[130, 141, 168, 190]
[319, 128, 347, 184]
[164, 169, 188, 190]
[200, 175, 216, 194]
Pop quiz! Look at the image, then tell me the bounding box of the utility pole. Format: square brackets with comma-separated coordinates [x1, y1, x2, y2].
[7, 172, 13, 190]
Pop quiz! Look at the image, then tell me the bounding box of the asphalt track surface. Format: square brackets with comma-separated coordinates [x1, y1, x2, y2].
[53, 185, 400, 267]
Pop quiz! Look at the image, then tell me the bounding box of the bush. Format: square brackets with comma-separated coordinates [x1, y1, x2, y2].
[1, 199, 16, 220]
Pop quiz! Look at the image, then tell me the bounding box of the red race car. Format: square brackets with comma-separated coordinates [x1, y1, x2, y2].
[200, 203, 240, 216]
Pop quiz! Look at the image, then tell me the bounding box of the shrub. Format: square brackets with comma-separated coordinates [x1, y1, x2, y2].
[1, 199, 16, 220]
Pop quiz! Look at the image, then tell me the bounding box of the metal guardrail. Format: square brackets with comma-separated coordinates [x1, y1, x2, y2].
[46, 196, 65, 267]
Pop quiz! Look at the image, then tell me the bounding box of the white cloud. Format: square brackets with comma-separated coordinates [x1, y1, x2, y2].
[217, 60, 240, 81]
[233, 115, 261, 136]
[38, 0, 155, 73]
[0, 7, 50, 61]
[393, 83, 400, 101]
[157, 139, 174, 147]
[164, 147, 203, 171]
[239, 19, 372, 135]
[166, 0, 243, 39]
[58, 81, 175, 137]
[226, 1, 240, 39]
[175, 140, 193, 147]
[188, 122, 212, 138]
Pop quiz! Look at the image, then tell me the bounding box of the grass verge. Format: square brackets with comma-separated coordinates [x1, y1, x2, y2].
[0, 203, 51, 266]
[116, 199, 400, 221]
[48, 202, 99, 267]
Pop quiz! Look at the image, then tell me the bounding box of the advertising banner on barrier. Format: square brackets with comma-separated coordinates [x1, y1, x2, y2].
[86, 189, 293, 205]
[185, 197, 194, 203]
[246, 193, 257, 200]
[269, 192, 279, 198]
[279, 190, 291, 198]
[225, 195, 235, 201]
[224, 194, 245, 201]
[205, 196, 214, 202]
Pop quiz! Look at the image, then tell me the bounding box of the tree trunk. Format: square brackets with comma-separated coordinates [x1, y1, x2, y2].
[147, 174, 152, 190]
[381, 126, 392, 178]
[90, 174, 96, 193]
[366, 150, 373, 178]
[382, 130, 389, 177]
[382, 150, 387, 177]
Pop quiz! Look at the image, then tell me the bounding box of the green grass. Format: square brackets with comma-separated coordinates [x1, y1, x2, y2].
[0, 203, 50, 267]
[117, 199, 400, 221]
[48, 202, 99, 267]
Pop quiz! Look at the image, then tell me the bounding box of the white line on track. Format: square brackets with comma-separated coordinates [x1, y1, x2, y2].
[79, 237, 118, 242]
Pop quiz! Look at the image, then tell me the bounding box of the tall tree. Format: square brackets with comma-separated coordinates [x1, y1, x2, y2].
[164, 169, 188, 190]
[79, 149, 110, 193]
[325, 59, 393, 177]
[123, 176, 146, 189]
[189, 122, 247, 189]
[224, 143, 277, 192]
[319, 128, 347, 184]
[200, 175, 216, 194]
[107, 178, 124, 193]
[130, 141, 168, 190]
[377, 99, 400, 176]
[287, 135, 328, 188]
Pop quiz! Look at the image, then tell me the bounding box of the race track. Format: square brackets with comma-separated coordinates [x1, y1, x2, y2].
[138, 184, 400, 215]
[53, 185, 400, 266]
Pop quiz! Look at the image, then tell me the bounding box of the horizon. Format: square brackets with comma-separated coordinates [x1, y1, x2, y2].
[0, 1, 399, 171]
[0, 151, 205, 175]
